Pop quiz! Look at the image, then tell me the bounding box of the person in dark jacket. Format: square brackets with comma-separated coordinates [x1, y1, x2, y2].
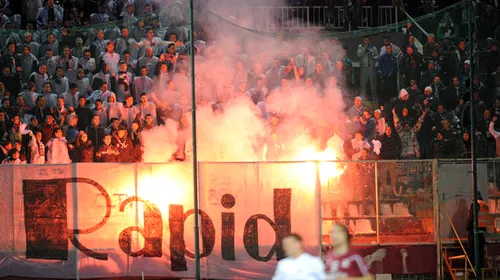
[75, 131, 94, 162]
[74, 96, 93, 131]
[96, 134, 119, 162]
[377, 44, 398, 105]
[85, 114, 105, 155]
[377, 126, 401, 197]
[112, 123, 135, 162]
[401, 46, 425, 87]
[129, 120, 143, 162]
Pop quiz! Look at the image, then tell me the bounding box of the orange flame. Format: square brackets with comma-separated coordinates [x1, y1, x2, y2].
[293, 146, 346, 188]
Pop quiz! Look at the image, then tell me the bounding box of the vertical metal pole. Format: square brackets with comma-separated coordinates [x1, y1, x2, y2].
[189, 0, 201, 278]
[11, 166, 15, 255]
[468, 0, 481, 277]
[315, 162, 322, 255]
[433, 159, 442, 280]
[375, 161, 380, 244]
[394, 6, 398, 33]
[72, 164, 80, 280]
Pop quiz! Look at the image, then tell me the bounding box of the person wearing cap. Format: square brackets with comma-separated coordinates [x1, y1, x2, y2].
[19, 32, 40, 58]
[71, 38, 85, 58]
[460, 60, 471, 87]
[112, 123, 135, 162]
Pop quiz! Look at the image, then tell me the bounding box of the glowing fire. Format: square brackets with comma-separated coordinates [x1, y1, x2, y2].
[293, 147, 346, 188]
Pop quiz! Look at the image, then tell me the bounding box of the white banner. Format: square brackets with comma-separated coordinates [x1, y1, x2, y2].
[0, 162, 320, 279]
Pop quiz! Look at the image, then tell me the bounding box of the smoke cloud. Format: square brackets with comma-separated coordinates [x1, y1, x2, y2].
[142, 0, 348, 163]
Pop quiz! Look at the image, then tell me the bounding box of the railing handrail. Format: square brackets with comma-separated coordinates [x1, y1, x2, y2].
[440, 200, 477, 277]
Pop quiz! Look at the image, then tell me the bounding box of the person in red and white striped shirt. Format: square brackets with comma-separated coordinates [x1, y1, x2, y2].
[325, 223, 374, 280]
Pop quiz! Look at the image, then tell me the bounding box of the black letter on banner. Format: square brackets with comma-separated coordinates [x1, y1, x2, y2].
[169, 205, 187, 271]
[169, 205, 216, 271]
[118, 196, 163, 257]
[221, 194, 235, 260]
[184, 209, 215, 258]
[67, 177, 112, 260]
[243, 188, 291, 261]
[23, 179, 69, 260]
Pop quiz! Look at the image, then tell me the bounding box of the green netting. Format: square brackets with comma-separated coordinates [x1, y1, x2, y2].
[0, 1, 467, 42]
[205, 0, 467, 40]
[0, 5, 171, 37]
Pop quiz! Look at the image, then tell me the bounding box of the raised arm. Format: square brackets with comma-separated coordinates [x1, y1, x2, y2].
[489, 116, 500, 139]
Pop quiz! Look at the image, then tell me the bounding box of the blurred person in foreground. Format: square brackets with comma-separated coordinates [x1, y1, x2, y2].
[325, 223, 374, 280]
[272, 233, 325, 280]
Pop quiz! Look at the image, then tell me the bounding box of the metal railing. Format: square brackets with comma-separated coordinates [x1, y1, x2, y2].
[245, 5, 396, 30]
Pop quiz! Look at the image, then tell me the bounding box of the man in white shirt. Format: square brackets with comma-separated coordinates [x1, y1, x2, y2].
[101, 41, 120, 74]
[273, 234, 325, 280]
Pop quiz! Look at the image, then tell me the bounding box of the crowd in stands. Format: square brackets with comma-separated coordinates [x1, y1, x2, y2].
[0, 0, 499, 165]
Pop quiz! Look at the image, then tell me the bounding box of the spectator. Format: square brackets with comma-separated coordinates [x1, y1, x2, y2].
[1, 149, 22, 164]
[116, 26, 139, 60]
[40, 82, 57, 108]
[102, 41, 120, 75]
[36, 0, 63, 29]
[112, 123, 134, 162]
[51, 66, 70, 96]
[39, 48, 57, 77]
[393, 107, 426, 159]
[18, 82, 38, 109]
[96, 133, 119, 162]
[75, 96, 93, 131]
[78, 49, 97, 80]
[17, 44, 38, 84]
[74, 69, 91, 98]
[28, 130, 45, 164]
[30, 64, 49, 93]
[45, 127, 71, 164]
[357, 36, 378, 101]
[75, 131, 94, 162]
[134, 66, 154, 100]
[86, 114, 105, 154]
[377, 44, 398, 105]
[61, 83, 80, 109]
[401, 46, 425, 87]
[378, 125, 401, 196]
[56, 46, 78, 81]
[39, 34, 59, 61]
[136, 47, 159, 79]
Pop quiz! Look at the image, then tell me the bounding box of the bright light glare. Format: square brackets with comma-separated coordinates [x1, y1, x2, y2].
[293, 147, 345, 188]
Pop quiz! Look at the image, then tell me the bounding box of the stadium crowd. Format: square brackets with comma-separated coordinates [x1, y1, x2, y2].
[0, 0, 499, 165]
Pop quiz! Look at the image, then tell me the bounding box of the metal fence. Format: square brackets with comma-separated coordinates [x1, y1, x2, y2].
[245, 5, 396, 30]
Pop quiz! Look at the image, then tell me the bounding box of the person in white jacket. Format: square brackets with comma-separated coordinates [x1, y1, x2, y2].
[122, 95, 139, 129]
[105, 93, 124, 123]
[45, 128, 71, 164]
[137, 92, 157, 125]
[29, 131, 45, 164]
